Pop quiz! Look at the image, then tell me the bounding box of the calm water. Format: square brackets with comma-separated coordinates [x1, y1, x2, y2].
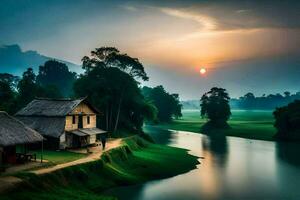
[105, 126, 300, 200]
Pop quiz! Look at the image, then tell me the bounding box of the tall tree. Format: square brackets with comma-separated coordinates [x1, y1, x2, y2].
[0, 73, 17, 114]
[36, 60, 77, 97]
[142, 86, 182, 122]
[82, 47, 148, 81]
[75, 51, 155, 133]
[200, 87, 231, 128]
[75, 47, 150, 131]
[273, 100, 300, 140]
[17, 68, 62, 110]
[17, 68, 37, 109]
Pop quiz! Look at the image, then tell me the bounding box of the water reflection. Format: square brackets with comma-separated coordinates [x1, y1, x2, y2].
[202, 134, 228, 167]
[276, 142, 300, 167]
[143, 125, 175, 145]
[105, 127, 300, 200]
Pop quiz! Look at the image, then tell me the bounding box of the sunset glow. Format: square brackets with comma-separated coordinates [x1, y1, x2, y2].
[0, 0, 299, 100]
[200, 68, 207, 75]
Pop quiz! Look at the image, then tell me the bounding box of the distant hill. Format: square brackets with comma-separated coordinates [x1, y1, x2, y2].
[0, 44, 81, 75]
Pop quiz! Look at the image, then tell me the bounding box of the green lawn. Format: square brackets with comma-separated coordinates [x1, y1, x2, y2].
[32, 150, 87, 164]
[157, 109, 276, 141]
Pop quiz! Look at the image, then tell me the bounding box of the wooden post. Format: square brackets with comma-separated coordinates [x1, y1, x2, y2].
[41, 140, 43, 163]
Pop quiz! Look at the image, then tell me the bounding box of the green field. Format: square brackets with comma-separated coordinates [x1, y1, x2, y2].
[157, 109, 276, 141]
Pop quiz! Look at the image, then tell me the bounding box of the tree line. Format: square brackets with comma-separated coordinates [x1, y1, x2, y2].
[0, 47, 182, 134]
[0, 60, 76, 114]
[231, 91, 300, 110]
[200, 87, 300, 141]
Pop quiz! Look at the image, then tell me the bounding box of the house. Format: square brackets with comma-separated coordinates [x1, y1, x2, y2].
[0, 111, 43, 166]
[16, 97, 107, 149]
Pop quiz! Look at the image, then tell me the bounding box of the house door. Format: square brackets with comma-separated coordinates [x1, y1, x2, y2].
[78, 116, 83, 129]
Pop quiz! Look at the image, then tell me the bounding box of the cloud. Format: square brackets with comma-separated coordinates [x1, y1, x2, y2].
[121, 5, 138, 12]
[159, 7, 217, 30]
[153, 0, 300, 31]
[236, 9, 251, 14]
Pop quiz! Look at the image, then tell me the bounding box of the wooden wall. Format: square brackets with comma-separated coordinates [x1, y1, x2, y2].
[71, 103, 95, 115]
[65, 102, 97, 131]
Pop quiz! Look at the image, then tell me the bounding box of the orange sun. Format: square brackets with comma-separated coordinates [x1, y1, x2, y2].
[200, 68, 206, 75]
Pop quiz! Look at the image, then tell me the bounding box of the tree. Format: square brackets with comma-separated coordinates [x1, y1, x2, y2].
[0, 73, 19, 89]
[17, 68, 38, 109]
[36, 60, 77, 97]
[17, 68, 62, 110]
[36, 85, 62, 99]
[273, 100, 300, 140]
[0, 74, 17, 114]
[142, 86, 182, 122]
[75, 49, 155, 133]
[231, 91, 300, 110]
[284, 91, 291, 97]
[82, 47, 148, 81]
[240, 92, 255, 109]
[200, 87, 231, 128]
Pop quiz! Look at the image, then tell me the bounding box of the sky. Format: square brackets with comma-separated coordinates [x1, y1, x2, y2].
[0, 0, 300, 100]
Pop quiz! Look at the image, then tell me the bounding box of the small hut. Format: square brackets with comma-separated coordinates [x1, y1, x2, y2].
[16, 97, 106, 149]
[0, 111, 44, 167]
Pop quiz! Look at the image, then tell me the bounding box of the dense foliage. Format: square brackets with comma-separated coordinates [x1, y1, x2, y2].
[231, 91, 300, 110]
[200, 87, 231, 128]
[273, 100, 300, 140]
[0, 73, 18, 113]
[16, 68, 62, 110]
[82, 47, 148, 81]
[74, 47, 156, 133]
[36, 60, 77, 97]
[142, 86, 182, 122]
[0, 62, 69, 114]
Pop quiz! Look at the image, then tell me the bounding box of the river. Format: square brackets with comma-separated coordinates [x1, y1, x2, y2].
[105, 126, 300, 200]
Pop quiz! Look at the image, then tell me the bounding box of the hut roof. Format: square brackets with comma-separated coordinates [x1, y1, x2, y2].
[0, 112, 44, 147]
[15, 97, 100, 117]
[16, 116, 66, 138]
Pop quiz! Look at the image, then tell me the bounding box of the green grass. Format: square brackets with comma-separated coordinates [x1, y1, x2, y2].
[16, 145, 87, 165]
[1, 136, 199, 200]
[157, 110, 276, 141]
[32, 150, 87, 164]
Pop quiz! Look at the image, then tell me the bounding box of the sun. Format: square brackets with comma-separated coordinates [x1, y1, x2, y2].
[200, 68, 206, 75]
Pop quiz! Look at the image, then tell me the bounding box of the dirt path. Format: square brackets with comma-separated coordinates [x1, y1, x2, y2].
[0, 139, 122, 193]
[0, 138, 122, 193]
[33, 138, 122, 175]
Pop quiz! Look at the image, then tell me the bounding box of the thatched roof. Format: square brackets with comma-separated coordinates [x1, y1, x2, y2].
[0, 112, 44, 147]
[16, 116, 66, 138]
[15, 97, 100, 117]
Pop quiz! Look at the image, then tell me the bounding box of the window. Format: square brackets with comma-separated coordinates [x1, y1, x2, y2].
[87, 116, 90, 124]
[72, 116, 76, 124]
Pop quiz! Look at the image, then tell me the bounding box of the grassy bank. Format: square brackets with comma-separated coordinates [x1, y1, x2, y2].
[1, 136, 199, 200]
[157, 110, 276, 141]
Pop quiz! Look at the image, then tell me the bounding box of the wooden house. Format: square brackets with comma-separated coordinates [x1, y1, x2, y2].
[0, 111, 43, 166]
[16, 98, 106, 149]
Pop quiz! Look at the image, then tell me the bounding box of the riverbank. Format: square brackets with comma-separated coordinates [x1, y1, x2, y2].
[156, 110, 276, 141]
[0, 136, 199, 200]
